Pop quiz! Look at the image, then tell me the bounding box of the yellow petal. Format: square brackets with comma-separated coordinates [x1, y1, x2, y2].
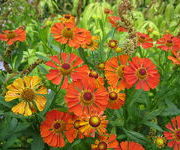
[13, 78, 24, 90]
[31, 76, 41, 88]
[36, 86, 48, 95]
[34, 95, 46, 111]
[24, 103, 33, 116]
[23, 76, 32, 88]
[12, 101, 26, 115]
[5, 91, 20, 101]
[7, 84, 19, 92]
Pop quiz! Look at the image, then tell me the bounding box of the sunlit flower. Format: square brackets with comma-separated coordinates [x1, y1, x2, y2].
[124, 57, 160, 91]
[164, 116, 180, 150]
[108, 16, 127, 32]
[65, 77, 108, 116]
[51, 22, 91, 48]
[82, 36, 99, 51]
[119, 141, 145, 150]
[107, 87, 126, 109]
[108, 39, 118, 49]
[104, 8, 113, 15]
[156, 34, 180, 51]
[168, 50, 180, 65]
[97, 63, 105, 70]
[5, 76, 47, 116]
[59, 14, 75, 24]
[88, 70, 104, 87]
[45, 53, 88, 89]
[40, 110, 71, 147]
[91, 134, 119, 150]
[137, 32, 153, 49]
[153, 136, 166, 148]
[105, 55, 130, 90]
[0, 27, 26, 45]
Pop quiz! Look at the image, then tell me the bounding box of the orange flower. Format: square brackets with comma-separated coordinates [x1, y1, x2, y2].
[45, 53, 88, 89]
[51, 22, 91, 49]
[88, 70, 104, 87]
[65, 77, 108, 116]
[78, 111, 108, 137]
[108, 16, 127, 32]
[59, 14, 75, 24]
[105, 55, 130, 90]
[118, 141, 145, 150]
[82, 36, 99, 51]
[108, 39, 118, 49]
[168, 50, 180, 65]
[153, 136, 166, 148]
[40, 110, 71, 148]
[124, 57, 160, 91]
[107, 87, 126, 109]
[91, 134, 119, 150]
[0, 27, 26, 45]
[137, 32, 153, 49]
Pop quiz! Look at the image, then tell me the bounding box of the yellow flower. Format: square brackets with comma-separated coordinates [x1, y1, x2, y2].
[5, 76, 48, 116]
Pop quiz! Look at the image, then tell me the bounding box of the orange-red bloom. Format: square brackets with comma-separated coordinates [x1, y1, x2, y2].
[65, 77, 108, 116]
[88, 70, 104, 87]
[118, 141, 145, 150]
[105, 55, 130, 90]
[164, 116, 180, 150]
[91, 134, 119, 150]
[156, 34, 180, 51]
[168, 50, 180, 65]
[137, 32, 153, 49]
[107, 87, 126, 109]
[108, 16, 127, 32]
[59, 14, 75, 24]
[124, 57, 160, 91]
[51, 22, 91, 49]
[45, 53, 88, 89]
[82, 36, 99, 51]
[40, 110, 71, 148]
[0, 27, 26, 45]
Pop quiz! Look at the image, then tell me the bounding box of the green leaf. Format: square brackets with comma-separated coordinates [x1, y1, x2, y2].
[31, 135, 44, 150]
[143, 121, 164, 132]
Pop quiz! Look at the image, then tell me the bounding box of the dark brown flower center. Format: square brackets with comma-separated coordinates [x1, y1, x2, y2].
[98, 141, 107, 150]
[89, 116, 101, 127]
[166, 40, 173, 47]
[74, 120, 81, 129]
[52, 121, 65, 133]
[64, 15, 71, 19]
[62, 27, 73, 38]
[139, 36, 146, 43]
[109, 92, 118, 100]
[83, 92, 93, 101]
[61, 63, 71, 70]
[89, 71, 99, 79]
[53, 122, 61, 129]
[175, 130, 180, 141]
[21, 89, 35, 101]
[137, 68, 147, 79]
[108, 40, 118, 49]
[7, 32, 16, 39]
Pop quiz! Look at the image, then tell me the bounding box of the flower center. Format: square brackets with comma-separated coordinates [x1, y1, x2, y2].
[81, 91, 94, 105]
[98, 63, 105, 70]
[64, 15, 71, 19]
[53, 122, 61, 129]
[137, 68, 147, 79]
[52, 121, 65, 133]
[175, 130, 180, 141]
[139, 36, 146, 43]
[117, 65, 124, 79]
[21, 89, 35, 101]
[59, 63, 72, 75]
[155, 137, 165, 147]
[109, 92, 118, 100]
[89, 116, 101, 127]
[166, 40, 173, 47]
[74, 120, 81, 129]
[62, 27, 73, 38]
[83, 92, 93, 101]
[108, 40, 118, 49]
[61, 63, 71, 70]
[98, 141, 107, 150]
[89, 71, 99, 79]
[7, 32, 16, 39]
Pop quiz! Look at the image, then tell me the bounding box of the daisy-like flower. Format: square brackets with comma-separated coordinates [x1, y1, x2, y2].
[51, 22, 91, 49]
[105, 55, 130, 90]
[137, 32, 153, 49]
[119, 141, 145, 150]
[108, 39, 118, 49]
[153, 136, 166, 148]
[156, 34, 180, 51]
[168, 50, 180, 65]
[59, 14, 75, 24]
[107, 87, 126, 109]
[40, 110, 71, 148]
[91, 134, 119, 150]
[45, 53, 88, 89]
[108, 16, 127, 32]
[88, 70, 104, 87]
[124, 57, 160, 91]
[82, 36, 99, 51]
[0, 27, 26, 45]
[164, 116, 180, 150]
[5, 76, 47, 116]
[78, 111, 108, 137]
[65, 77, 108, 116]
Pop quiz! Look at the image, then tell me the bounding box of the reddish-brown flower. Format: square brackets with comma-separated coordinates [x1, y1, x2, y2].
[156, 34, 180, 51]
[65, 77, 108, 116]
[168, 50, 180, 65]
[124, 57, 160, 91]
[51, 22, 91, 48]
[105, 55, 131, 90]
[118, 141, 145, 150]
[40, 110, 71, 148]
[137, 32, 153, 49]
[45, 53, 88, 89]
[91, 134, 119, 150]
[0, 27, 26, 45]
[108, 16, 127, 32]
[104, 8, 113, 15]
[164, 116, 180, 150]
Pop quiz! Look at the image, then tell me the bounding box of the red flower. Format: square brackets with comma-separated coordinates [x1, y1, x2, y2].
[108, 16, 127, 32]
[45, 53, 88, 89]
[51, 22, 91, 49]
[65, 77, 108, 116]
[124, 57, 160, 91]
[118, 141, 145, 150]
[164, 116, 180, 150]
[0, 27, 26, 45]
[40, 110, 71, 148]
[168, 50, 180, 65]
[137, 32, 153, 49]
[156, 34, 180, 51]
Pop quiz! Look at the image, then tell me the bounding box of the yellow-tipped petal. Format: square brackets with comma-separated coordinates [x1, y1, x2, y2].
[24, 103, 33, 116]
[5, 91, 20, 101]
[23, 76, 32, 88]
[36, 86, 48, 95]
[34, 95, 46, 111]
[12, 101, 26, 115]
[13, 78, 24, 90]
[31, 76, 41, 88]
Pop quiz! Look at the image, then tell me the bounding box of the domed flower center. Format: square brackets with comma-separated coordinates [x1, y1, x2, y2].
[139, 36, 146, 43]
[89, 71, 99, 79]
[64, 15, 71, 19]
[109, 92, 118, 100]
[21, 89, 35, 101]
[74, 120, 81, 129]
[98, 141, 107, 150]
[108, 40, 118, 49]
[175, 130, 180, 141]
[62, 27, 73, 38]
[166, 40, 173, 47]
[137, 68, 147, 79]
[7, 32, 16, 39]
[60, 63, 72, 75]
[98, 63, 105, 70]
[89, 116, 101, 127]
[83, 92, 93, 101]
[61, 63, 71, 70]
[53, 122, 61, 129]
[53, 121, 65, 132]
[117, 65, 124, 79]
[155, 137, 165, 148]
